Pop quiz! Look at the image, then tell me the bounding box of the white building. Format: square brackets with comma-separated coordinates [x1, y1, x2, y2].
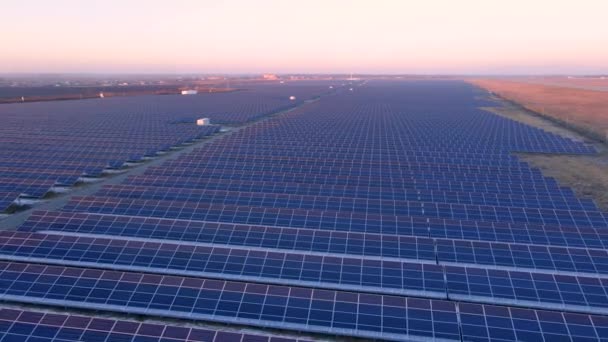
[196, 118, 210, 126]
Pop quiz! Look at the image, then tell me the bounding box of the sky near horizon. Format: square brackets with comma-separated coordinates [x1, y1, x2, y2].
[1, 0, 607, 74]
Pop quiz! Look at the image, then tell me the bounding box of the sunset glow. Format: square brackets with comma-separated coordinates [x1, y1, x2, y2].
[2, 0, 607, 74]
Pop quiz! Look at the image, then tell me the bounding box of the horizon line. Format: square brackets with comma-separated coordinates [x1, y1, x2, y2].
[2, 72, 607, 77]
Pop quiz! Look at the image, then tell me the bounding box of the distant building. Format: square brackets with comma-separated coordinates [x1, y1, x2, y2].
[263, 74, 279, 80]
[196, 118, 210, 126]
[181, 90, 198, 95]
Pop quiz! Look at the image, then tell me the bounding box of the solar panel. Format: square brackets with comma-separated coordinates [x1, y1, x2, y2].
[0, 308, 307, 342]
[445, 266, 608, 314]
[459, 303, 608, 341]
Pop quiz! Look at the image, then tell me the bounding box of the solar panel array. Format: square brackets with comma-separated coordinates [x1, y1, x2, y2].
[0, 82, 333, 212]
[2, 80, 608, 341]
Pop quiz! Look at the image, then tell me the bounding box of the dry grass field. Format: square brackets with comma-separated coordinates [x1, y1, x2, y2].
[472, 79, 608, 211]
[521, 76, 608, 92]
[517, 153, 608, 211]
[469, 79, 608, 142]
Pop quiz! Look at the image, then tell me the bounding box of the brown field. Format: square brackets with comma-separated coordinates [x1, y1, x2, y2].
[515, 76, 608, 92]
[469, 79, 608, 142]
[471, 79, 608, 211]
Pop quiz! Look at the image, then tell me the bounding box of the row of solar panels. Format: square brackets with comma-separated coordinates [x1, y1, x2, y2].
[122, 174, 587, 203]
[11, 215, 608, 280]
[20, 210, 608, 258]
[130, 169, 581, 197]
[0, 307, 305, 342]
[1, 259, 606, 341]
[198, 142, 591, 156]
[163, 152, 540, 171]
[2, 230, 608, 314]
[99, 183, 597, 212]
[59, 195, 608, 230]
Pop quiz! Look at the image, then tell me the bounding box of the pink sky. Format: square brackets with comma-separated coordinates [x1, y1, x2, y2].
[1, 0, 607, 74]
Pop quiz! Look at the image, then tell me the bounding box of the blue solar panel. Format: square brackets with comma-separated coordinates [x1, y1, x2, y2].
[0, 308, 306, 342]
[459, 303, 608, 341]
